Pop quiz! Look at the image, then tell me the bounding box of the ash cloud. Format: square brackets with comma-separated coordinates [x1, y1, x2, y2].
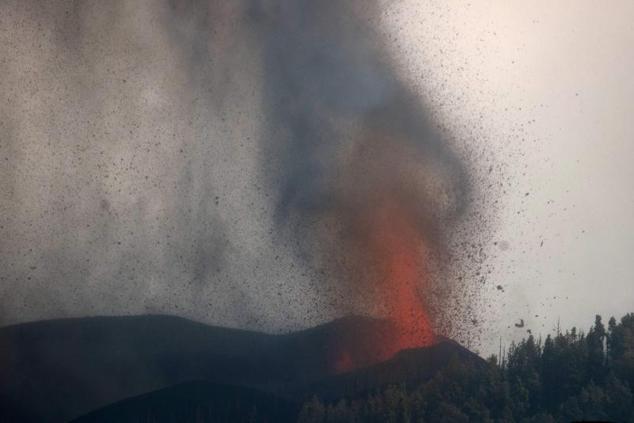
[0, 0, 286, 327]
[0, 0, 481, 336]
[256, 1, 473, 320]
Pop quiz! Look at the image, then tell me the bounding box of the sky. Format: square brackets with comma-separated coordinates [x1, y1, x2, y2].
[0, 0, 632, 356]
[384, 0, 634, 353]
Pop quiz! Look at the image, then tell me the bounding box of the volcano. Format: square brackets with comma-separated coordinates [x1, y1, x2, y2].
[0, 315, 482, 422]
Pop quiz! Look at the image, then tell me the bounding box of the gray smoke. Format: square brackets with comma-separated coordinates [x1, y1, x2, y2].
[0, 0, 476, 333]
[256, 1, 472, 317]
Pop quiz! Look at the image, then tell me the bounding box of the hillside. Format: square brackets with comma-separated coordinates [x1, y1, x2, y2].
[70, 381, 298, 423]
[0, 314, 479, 422]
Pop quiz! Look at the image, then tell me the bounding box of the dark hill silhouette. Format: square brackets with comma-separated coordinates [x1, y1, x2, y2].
[295, 337, 483, 401]
[0, 315, 482, 422]
[70, 381, 298, 423]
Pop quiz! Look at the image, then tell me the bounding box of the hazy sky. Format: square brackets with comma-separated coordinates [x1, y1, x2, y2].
[385, 0, 634, 353]
[0, 0, 632, 356]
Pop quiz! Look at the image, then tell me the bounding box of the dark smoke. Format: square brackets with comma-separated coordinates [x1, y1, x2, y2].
[256, 0, 472, 320]
[0, 0, 479, 338]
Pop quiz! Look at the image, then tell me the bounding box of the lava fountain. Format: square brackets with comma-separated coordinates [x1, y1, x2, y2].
[326, 135, 447, 372]
[330, 203, 437, 373]
[367, 202, 436, 352]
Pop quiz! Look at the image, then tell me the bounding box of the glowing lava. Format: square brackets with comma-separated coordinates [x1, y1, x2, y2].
[370, 203, 436, 352]
[331, 202, 436, 373]
[324, 133, 447, 373]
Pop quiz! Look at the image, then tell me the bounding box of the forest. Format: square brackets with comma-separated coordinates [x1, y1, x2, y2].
[297, 313, 634, 423]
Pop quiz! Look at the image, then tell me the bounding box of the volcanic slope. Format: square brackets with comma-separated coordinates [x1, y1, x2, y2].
[0, 315, 483, 422]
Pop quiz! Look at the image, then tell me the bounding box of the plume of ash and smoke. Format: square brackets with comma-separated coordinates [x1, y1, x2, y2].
[257, 1, 472, 358]
[0, 0, 478, 340]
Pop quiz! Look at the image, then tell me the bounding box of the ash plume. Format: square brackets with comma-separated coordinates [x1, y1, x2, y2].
[0, 0, 481, 343]
[257, 0, 473, 332]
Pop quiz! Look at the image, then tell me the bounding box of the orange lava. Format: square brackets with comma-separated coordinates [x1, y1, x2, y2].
[372, 203, 436, 353]
[332, 202, 436, 373]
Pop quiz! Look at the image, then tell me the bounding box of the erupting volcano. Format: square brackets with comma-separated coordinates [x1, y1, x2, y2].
[369, 203, 436, 351]
[327, 136, 445, 373]
[331, 202, 437, 373]
[262, 0, 471, 374]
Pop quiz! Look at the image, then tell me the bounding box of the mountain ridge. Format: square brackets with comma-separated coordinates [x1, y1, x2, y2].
[0, 314, 482, 422]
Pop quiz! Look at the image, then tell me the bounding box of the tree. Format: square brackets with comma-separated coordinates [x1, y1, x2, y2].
[298, 396, 326, 423]
[296, 312, 634, 423]
[586, 315, 606, 383]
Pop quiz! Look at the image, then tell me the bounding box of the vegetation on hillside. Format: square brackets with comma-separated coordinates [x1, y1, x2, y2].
[298, 313, 634, 422]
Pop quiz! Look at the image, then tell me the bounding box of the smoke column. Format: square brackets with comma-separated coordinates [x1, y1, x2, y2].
[257, 0, 471, 370]
[0, 0, 480, 365]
